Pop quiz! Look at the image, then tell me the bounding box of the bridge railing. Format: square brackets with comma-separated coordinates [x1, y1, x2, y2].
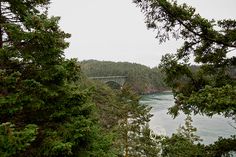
[89, 76, 127, 79]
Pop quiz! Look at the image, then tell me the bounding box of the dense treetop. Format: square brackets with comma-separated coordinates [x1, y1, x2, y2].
[0, 1, 113, 156]
[1, 0, 236, 156]
[134, 0, 236, 156]
[134, 0, 236, 118]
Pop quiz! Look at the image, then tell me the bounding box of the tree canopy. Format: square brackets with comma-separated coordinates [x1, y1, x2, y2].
[0, 1, 111, 156]
[133, 0, 236, 119]
[134, 0, 236, 155]
[0, 2, 162, 156]
[1, 0, 236, 156]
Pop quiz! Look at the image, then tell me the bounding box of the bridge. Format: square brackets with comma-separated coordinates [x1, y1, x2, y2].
[89, 76, 127, 86]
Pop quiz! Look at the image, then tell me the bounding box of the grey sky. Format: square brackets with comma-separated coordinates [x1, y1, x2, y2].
[49, 0, 236, 67]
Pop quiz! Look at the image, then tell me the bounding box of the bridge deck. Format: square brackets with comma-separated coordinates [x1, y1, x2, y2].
[89, 76, 127, 79]
[89, 76, 127, 86]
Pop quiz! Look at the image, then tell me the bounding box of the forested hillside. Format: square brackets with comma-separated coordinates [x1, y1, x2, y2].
[80, 60, 169, 93]
[1, 0, 236, 156]
[0, 1, 159, 156]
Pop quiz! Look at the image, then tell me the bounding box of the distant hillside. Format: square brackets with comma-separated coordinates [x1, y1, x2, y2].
[80, 60, 169, 94]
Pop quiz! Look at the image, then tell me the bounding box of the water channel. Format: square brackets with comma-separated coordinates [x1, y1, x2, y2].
[140, 91, 235, 145]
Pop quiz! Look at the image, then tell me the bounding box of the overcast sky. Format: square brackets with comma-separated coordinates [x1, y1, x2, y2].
[49, 0, 236, 67]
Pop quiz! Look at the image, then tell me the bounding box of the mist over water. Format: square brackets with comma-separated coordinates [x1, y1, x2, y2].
[140, 92, 235, 145]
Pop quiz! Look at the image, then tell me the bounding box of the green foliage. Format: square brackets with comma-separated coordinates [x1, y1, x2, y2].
[162, 116, 236, 157]
[206, 135, 236, 157]
[116, 87, 160, 157]
[136, 124, 161, 157]
[89, 81, 121, 130]
[78, 77, 161, 157]
[162, 134, 206, 157]
[134, 0, 236, 155]
[161, 116, 205, 157]
[0, 122, 38, 157]
[176, 115, 202, 143]
[81, 60, 168, 94]
[0, 1, 115, 156]
[134, 0, 236, 117]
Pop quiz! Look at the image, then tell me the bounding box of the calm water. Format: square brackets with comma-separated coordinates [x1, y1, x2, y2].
[140, 92, 235, 145]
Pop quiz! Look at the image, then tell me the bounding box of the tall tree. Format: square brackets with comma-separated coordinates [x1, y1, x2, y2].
[134, 0, 236, 155]
[117, 87, 160, 157]
[133, 0, 236, 117]
[0, 1, 109, 156]
[161, 116, 205, 157]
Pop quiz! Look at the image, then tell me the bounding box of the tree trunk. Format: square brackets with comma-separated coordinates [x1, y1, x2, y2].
[125, 113, 128, 157]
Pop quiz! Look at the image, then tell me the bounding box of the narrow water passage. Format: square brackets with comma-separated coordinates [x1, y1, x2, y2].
[140, 92, 235, 145]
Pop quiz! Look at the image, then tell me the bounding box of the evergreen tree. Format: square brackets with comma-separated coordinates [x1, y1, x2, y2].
[161, 116, 205, 157]
[176, 115, 202, 143]
[134, 0, 236, 155]
[117, 87, 160, 157]
[0, 1, 111, 156]
[136, 124, 161, 157]
[133, 0, 236, 117]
